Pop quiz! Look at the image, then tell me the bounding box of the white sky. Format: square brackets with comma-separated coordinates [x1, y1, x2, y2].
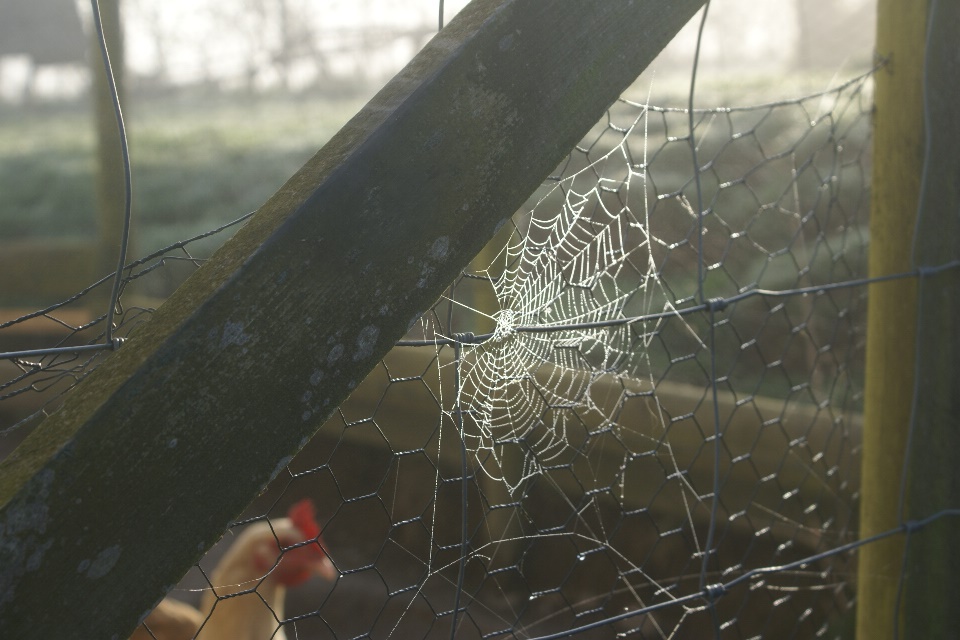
[2, 0, 874, 100]
[120, 0, 474, 89]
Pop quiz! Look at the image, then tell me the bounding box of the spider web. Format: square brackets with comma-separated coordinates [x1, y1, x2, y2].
[451, 126, 667, 496]
[369, 70, 872, 637]
[411, 66, 872, 506]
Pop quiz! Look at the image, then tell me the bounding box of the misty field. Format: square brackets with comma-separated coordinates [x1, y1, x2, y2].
[0, 90, 366, 253]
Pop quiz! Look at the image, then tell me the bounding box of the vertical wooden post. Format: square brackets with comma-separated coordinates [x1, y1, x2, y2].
[856, 1, 927, 638]
[91, 0, 128, 284]
[900, 0, 960, 634]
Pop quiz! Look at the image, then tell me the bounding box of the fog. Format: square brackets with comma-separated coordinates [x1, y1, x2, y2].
[0, 0, 874, 102]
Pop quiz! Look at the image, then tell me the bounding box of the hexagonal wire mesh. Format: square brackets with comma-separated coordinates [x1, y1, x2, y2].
[0, 4, 900, 640]
[302, 72, 873, 639]
[2, 72, 874, 639]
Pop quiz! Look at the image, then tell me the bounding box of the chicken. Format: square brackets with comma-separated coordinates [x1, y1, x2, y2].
[131, 499, 336, 640]
[129, 598, 204, 640]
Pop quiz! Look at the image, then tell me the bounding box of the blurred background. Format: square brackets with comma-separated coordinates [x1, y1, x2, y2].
[0, 0, 874, 293]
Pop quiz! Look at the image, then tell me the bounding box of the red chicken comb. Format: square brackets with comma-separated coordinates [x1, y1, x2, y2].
[287, 498, 321, 541]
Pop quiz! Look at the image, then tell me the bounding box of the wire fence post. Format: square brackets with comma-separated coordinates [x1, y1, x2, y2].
[856, 1, 926, 638]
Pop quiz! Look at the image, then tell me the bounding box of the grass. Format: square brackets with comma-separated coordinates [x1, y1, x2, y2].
[0, 89, 368, 255]
[0, 102, 97, 238]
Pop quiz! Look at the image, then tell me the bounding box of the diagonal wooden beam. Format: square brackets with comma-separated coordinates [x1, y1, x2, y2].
[0, 0, 705, 636]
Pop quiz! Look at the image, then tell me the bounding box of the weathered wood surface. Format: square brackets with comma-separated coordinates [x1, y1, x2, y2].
[856, 2, 927, 638]
[0, 0, 706, 637]
[899, 0, 960, 634]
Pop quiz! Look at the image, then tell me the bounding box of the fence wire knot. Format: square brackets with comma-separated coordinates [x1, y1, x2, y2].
[704, 583, 727, 600]
[902, 519, 922, 534]
[706, 297, 729, 313]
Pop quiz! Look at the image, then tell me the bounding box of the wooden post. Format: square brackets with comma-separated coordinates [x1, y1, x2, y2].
[91, 0, 129, 284]
[856, 0, 929, 638]
[0, 1, 706, 637]
[899, 0, 960, 634]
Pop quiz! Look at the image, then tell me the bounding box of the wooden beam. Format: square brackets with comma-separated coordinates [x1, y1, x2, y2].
[0, 241, 99, 306]
[91, 0, 129, 282]
[856, 1, 927, 638]
[325, 343, 859, 594]
[901, 0, 960, 633]
[0, 0, 706, 636]
[336, 346, 860, 532]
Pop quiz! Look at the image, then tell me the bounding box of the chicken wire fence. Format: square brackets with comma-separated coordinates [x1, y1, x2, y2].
[1, 1, 957, 639]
